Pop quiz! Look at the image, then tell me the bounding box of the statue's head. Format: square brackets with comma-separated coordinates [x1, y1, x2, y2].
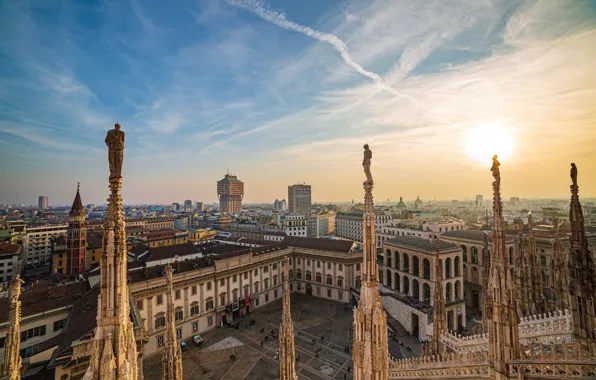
[571, 162, 576, 167]
[364, 144, 369, 149]
[115, 123, 121, 130]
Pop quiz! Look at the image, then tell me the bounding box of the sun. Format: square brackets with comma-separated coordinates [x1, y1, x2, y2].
[464, 123, 515, 164]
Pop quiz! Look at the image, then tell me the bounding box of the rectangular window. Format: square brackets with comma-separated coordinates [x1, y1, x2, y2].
[157, 335, 164, 347]
[338, 291, 343, 300]
[175, 289, 181, 300]
[206, 300, 214, 310]
[338, 264, 343, 271]
[327, 262, 331, 270]
[206, 282, 212, 291]
[317, 261, 321, 268]
[220, 279, 225, 286]
[53, 319, 66, 332]
[263, 266, 268, 273]
[255, 297, 260, 306]
[220, 294, 226, 307]
[157, 295, 163, 305]
[274, 290, 278, 298]
[233, 274, 237, 282]
[137, 300, 143, 311]
[297, 258, 301, 264]
[265, 294, 269, 302]
[191, 304, 200, 316]
[191, 285, 197, 295]
[175, 309, 183, 321]
[244, 272, 248, 280]
[337, 278, 343, 287]
[327, 289, 332, 297]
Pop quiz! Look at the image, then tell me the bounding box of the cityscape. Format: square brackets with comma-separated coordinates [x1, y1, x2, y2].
[1, 1, 596, 380]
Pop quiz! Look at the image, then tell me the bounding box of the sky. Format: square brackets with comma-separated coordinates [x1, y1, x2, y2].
[1, 0, 595, 206]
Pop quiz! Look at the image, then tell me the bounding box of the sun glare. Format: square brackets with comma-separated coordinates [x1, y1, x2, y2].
[464, 123, 515, 164]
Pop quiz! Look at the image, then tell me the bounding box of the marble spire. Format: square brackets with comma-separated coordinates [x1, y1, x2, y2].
[527, 213, 548, 315]
[352, 144, 388, 380]
[486, 155, 519, 380]
[279, 257, 297, 380]
[0, 275, 24, 380]
[84, 124, 139, 380]
[549, 218, 569, 311]
[480, 232, 491, 332]
[162, 264, 183, 380]
[567, 163, 596, 344]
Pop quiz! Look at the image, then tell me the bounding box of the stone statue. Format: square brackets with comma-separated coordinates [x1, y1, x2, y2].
[363, 144, 373, 183]
[8, 275, 24, 304]
[570, 163, 577, 187]
[490, 155, 500, 180]
[105, 123, 125, 181]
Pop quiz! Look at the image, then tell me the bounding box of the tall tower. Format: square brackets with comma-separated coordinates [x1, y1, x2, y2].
[279, 257, 297, 380]
[84, 123, 139, 380]
[549, 217, 569, 311]
[567, 163, 596, 343]
[486, 155, 519, 380]
[162, 264, 183, 380]
[352, 144, 388, 380]
[0, 276, 24, 380]
[431, 242, 445, 356]
[288, 184, 312, 216]
[66, 183, 87, 276]
[217, 173, 244, 214]
[38, 196, 48, 209]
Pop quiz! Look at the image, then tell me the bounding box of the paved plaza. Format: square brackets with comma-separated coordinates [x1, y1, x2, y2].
[143, 294, 411, 380]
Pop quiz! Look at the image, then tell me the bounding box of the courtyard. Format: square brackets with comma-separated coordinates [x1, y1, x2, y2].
[143, 294, 411, 380]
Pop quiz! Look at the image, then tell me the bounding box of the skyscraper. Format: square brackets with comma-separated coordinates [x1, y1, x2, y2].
[38, 196, 48, 209]
[288, 184, 311, 216]
[217, 173, 244, 214]
[184, 199, 192, 212]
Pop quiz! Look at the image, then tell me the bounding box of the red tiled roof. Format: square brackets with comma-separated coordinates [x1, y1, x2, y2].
[0, 243, 21, 256]
[0, 281, 90, 323]
[56, 287, 99, 357]
[282, 237, 355, 253]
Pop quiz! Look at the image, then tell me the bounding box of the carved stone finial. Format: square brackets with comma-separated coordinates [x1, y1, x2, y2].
[490, 154, 500, 181]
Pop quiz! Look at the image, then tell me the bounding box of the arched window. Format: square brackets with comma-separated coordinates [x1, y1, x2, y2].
[446, 282, 452, 302]
[296, 269, 302, 279]
[395, 272, 400, 291]
[423, 258, 431, 280]
[461, 245, 468, 262]
[413, 256, 420, 277]
[424, 283, 431, 303]
[455, 280, 461, 300]
[445, 258, 452, 279]
[395, 251, 400, 270]
[316, 273, 322, 283]
[306, 271, 312, 281]
[155, 312, 166, 329]
[403, 254, 409, 273]
[386, 269, 392, 287]
[190, 301, 200, 316]
[454, 257, 460, 277]
[471, 247, 479, 264]
[413, 279, 420, 299]
[386, 248, 392, 267]
[403, 276, 410, 295]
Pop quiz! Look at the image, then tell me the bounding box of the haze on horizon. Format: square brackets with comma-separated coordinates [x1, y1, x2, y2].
[1, 0, 595, 206]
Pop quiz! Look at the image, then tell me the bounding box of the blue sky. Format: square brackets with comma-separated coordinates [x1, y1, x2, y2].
[1, 0, 595, 206]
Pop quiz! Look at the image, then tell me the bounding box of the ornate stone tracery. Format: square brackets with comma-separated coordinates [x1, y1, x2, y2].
[279, 257, 297, 380]
[162, 264, 183, 380]
[0, 275, 24, 380]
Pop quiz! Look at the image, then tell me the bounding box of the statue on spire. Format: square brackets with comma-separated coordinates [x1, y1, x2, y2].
[106, 123, 125, 182]
[571, 162, 578, 187]
[363, 144, 373, 184]
[491, 154, 500, 181]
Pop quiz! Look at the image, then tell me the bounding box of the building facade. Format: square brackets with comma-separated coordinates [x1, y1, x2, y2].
[381, 236, 466, 334]
[288, 184, 311, 216]
[22, 224, 68, 268]
[0, 244, 23, 296]
[217, 174, 244, 215]
[335, 211, 391, 244]
[281, 214, 307, 237]
[307, 213, 336, 238]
